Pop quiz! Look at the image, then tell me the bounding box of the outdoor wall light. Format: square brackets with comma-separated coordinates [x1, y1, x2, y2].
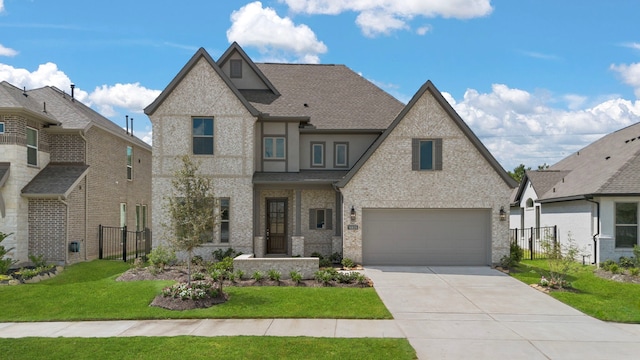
[350, 206, 356, 222]
[499, 206, 507, 221]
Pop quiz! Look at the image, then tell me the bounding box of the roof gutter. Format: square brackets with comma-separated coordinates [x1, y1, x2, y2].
[585, 196, 600, 265]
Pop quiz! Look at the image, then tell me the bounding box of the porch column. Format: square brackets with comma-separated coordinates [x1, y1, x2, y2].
[295, 189, 302, 236]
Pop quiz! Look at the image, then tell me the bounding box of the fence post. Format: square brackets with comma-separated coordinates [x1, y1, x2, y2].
[529, 227, 534, 260]
[99, 224, 103, 259]
[122, 225, 127, 262]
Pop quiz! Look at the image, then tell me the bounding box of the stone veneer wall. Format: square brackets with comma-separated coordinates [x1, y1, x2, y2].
[340, 89, 513, 264]
[233, 254, 319, 280]
[149, 57, 255, 257]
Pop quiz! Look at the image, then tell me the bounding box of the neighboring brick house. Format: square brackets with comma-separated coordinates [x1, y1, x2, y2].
[145, 43, 516, 266]
[0, 81, 151, 265]
[510, 121, 640, 264]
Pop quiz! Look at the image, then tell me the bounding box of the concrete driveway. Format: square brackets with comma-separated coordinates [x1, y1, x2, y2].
[365, 266, 640, 360]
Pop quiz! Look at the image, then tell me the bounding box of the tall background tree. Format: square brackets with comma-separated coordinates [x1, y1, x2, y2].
[165, 155, 219, 284]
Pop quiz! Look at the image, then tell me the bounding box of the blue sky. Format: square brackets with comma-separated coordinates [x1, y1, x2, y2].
[2, 0, 640, 171]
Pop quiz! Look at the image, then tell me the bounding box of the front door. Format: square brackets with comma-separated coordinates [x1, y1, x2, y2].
[266, 199, 287, 254]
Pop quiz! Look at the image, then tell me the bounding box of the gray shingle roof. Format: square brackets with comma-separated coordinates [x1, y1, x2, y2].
[525, 170, 571, 198]
[21, 163, 89, 198]
[247, 63, 404, 130]
[533, 121, 640, 201]
[0, 162, 9, 187]
[253, 170, 348, 185]
[0, 81, 59, 124]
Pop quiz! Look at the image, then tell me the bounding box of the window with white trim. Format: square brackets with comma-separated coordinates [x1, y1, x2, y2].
[616, 202, 638, 248]
[126, 146, 133, 180]
[26, 127, 38, 166]
[311, 142, 325, 168]
[264, 137, 285, 159]
[120, 203, 127, 227]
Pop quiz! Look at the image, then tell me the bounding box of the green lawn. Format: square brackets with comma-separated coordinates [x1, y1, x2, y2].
[510, 260, 640, 323]
[0, 337, 416, 360]
[0, 260, 391, 322]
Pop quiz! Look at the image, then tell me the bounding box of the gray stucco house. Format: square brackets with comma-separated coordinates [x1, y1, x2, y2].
[145, 42, 516, 266]
[510, 121, 640, 264]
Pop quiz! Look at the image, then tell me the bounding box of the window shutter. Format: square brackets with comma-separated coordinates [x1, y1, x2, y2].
[325, 209, 333, 230]
[434, 138, 443, 170]
[412, 139, 420, 170]
[309, 209, 316, 230]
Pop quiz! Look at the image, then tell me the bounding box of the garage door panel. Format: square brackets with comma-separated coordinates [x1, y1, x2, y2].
[362, 209, 490, 266]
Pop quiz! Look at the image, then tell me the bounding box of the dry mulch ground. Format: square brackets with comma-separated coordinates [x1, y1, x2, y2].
[593, 268, 640, 284]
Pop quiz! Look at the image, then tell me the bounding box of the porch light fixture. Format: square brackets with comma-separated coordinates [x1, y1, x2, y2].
[499, 206, 507, 221]
[350, 206, 356, 222]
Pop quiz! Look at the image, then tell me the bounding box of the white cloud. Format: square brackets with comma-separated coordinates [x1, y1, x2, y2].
[444, 84, 640, 170]
[227, 1, 327, 63]
[610, 62, 640, 98]
[0, 62, 89, 101]
[0, 0, 4, 13]
[416, 25, 432, 36]
[0, 44, 18, 57]
[88, 83, 160, 117]
[281, 0, 493, 36]
[621, 42, 640, 50]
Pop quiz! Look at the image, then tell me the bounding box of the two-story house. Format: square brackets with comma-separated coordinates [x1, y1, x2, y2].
[145, 43, 516, 266]
[0, 81, 152, 265]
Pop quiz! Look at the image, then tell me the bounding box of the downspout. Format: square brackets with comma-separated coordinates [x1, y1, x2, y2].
[58, 196, 69, 265]
[79, 130, 88, 261]
[585, 197, 600, 265]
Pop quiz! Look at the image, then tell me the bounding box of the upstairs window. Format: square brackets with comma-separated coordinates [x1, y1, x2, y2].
[412, 138, 442, 171]
[334, 142, 348, 168]
[526, 198, 534, 208]
[311, 142, 325, 168]
[616, 202, 638, 248]
[193, 118, 214, 155]
[264, 137, 285, 159]
[26, 127, 38, 166]
[126, 146, 133, 180]
[230, 59, 242, 78]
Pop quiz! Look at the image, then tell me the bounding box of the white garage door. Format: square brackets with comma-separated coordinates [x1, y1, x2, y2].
[362, 209, 491, 266]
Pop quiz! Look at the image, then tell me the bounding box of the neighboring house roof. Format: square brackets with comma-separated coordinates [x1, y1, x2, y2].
[336, 80, 518, 188]
[27, 86, 151, 150]
[515, 121, 640, 204]
[144, 47, 261, 117]
[0, 81, 60, 125]
[253, 170, 349, 185]
[513, 170, 570, 204]
[245, 63, 404, 130]
[21, 163, 89, 199]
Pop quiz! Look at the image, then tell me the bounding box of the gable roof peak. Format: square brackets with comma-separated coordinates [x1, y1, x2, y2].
[217, 42, 280, 96]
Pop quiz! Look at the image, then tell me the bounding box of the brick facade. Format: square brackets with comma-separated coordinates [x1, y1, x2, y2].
[28, 199, 66, 262]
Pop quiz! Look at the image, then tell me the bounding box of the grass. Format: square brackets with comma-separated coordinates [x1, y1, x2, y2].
[510, 259, 640, 323]
[0, 260, 391, 321]
[0, 337, 416, 360]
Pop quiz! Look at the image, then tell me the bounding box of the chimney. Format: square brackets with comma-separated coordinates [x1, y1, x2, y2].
[130, 118, 134, 137]
[23, 87, 27, 97]
[125, 115, 129, 135]
[70, 84, 75, 101]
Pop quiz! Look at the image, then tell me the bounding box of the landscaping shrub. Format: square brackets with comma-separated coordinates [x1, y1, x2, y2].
[319, 258, 332, 268]
[634, 245, 640, 268]
[234, 269, 245, 281]
[28, 254, 47, 268]
[289, 270, 302, 284]
[161, 281, 217, 300]
[341, 258, 355, 269]
[267, 269, 281, 282]
[191, 255, 204, 266]
[212, 248, 241, 261]
[210, 256, 234, 273]
[329, 252, 342, 264]
[252, 271, 265, 282]
[510, 242, 523, 263]
[600, 259, 615, 271]
[147, 245, 176, 271]
[619, 256, 634, 269]
[541, 234, 581, 288]
[609, 264, 620, 274]
[630, 268, 640, 276]
[0, 232, 16, 275]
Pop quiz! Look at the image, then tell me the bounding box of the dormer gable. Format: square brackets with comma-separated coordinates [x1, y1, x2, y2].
[217, 42, 280, 95]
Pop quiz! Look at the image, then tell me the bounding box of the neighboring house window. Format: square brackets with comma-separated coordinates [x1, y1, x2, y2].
[615, 202, 638, 248]
[412, 138, 442, 171]
[0, 122, 4, 134]
[26, 127, 38, 166]
[193, 117, 214, 155]
[142, 205, 147, 230]
[526, 198, 534, 208]
[120, 203, 127, 228]
[309, 208, 332, 230]
[220, 198, 230, 243]
[135, 204, 141, 231]
[334, 142, 349, 168]
[311, 142, 325, 168]
[264, 137, 285, 159]
[230, 59, 242, 78]
[126, 146, 133, 180]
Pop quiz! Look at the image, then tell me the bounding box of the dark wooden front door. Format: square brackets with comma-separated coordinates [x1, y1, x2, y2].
[266, 199, 287, 254]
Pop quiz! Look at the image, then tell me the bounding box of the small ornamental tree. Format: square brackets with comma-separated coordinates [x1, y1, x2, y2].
[165, 155, 219, 285]
[0, 232, 17, 275]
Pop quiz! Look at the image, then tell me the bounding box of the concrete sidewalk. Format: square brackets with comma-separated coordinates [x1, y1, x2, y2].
[0, 319, 404, 339]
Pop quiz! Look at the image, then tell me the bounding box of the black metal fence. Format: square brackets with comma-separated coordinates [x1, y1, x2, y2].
[99, 225, 152, 262]
[509, 226, 557, 260]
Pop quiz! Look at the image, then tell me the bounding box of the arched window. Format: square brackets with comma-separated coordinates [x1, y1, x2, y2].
[526, 198, 534, 208]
